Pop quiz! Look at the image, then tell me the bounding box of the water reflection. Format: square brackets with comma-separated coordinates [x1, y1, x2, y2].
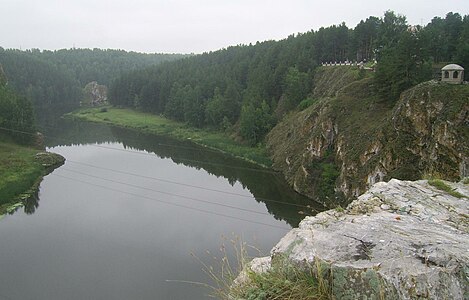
[113, 128, 323, 226]
[38, 119, 118, 147]
[1, 172, 40, 217]
[23, 191, 40, 214]
[1, 118, 328, 300]
[41, 120, 324, 226]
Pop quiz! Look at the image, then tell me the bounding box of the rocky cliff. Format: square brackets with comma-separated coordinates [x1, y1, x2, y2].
[235, 178, 469, 299]
[267, 67, 469, 203]
[82, 81, 108, 106]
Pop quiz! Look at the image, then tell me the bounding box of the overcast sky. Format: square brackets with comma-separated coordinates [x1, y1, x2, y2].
[1, 0, 468, 54]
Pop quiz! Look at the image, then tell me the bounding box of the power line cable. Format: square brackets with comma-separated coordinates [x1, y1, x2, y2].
[36, 123, 230, 155]
[37, 122, 275, 169]
[60, 167, 272, 216]
[0, 126, 324, 210]
[0, 126, 278, 174]
[65, 160, 316, 210]
[51, 173, 291, 231]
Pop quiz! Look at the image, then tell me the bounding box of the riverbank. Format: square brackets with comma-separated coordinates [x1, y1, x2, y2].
[0, 141, 65, 217]
[66, 107, 272, 167]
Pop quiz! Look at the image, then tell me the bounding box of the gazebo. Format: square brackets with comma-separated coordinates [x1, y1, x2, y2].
[441, 64, 464, 84]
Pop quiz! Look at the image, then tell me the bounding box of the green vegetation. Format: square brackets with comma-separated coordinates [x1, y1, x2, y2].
[0, 74, 36, 144]
[0, 142, 45, 215]
[0, 48, 186, 120]
[297, 97, 317, 111]
[0, 49, 82, 115]
[67, 107, 272, 167]
[268, 64, 468, 202]
[2, 11, 467, 211]
[0, 140, 64, 217]
[0, 80, 64, 217]
[268, 67, 392, 201]
[307, 150, 341, 201]
[374, 12, 432, 101]
[25, 48, 187, 87]
[197, 236, 331, 300]
[107, 11, 468, 147]
[334, 206, 345, 213]
[428, 179, 466, 198]
[231, 262, 331, 300]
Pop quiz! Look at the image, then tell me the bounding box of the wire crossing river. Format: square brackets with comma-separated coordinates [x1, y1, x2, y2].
[0, 120, 322, 299]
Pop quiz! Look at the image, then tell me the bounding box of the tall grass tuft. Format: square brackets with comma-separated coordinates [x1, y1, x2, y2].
[194, 235, 332, 300]
[231, 258, 332, 300]
[191, 235, 253, 299]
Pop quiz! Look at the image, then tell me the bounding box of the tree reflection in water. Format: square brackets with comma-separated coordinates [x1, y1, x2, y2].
[10, 119, 327, 227]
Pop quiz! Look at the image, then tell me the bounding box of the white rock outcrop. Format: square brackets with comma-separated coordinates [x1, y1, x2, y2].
[238, 179, 469, 299]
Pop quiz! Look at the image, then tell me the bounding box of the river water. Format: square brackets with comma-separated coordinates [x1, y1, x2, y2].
[0, 120, 323, 299]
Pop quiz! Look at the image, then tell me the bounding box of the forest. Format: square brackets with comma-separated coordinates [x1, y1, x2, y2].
[0, 65, 35, 145]
[1, 11, 468, 146]
[0, 48, 186, 118]
[109, 11, 469, 145]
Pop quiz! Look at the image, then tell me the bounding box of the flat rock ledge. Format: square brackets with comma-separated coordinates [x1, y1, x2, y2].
[237, 179, 469, 299]
[35, 152, 65, 170]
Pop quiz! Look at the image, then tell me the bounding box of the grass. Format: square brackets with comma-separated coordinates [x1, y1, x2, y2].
[231, 260, 332, 300]
[428, 179, 465, 198]
[0, 142, 43, 201]
[66, 107, 272, 167]
[298, 97, 318, 111]
[0, 141, 43, 213]
[194, 235, 332, 300]
[0, 141, 64, 216]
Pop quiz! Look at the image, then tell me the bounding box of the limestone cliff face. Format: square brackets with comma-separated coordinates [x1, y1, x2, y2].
[267, 67, 469, 202]
[82, 81, 108, 106]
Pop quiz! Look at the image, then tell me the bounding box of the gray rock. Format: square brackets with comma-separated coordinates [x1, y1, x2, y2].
[238, 179, 469, 299]
[232, 257, 271, 288]
[83, 81, 108, 106]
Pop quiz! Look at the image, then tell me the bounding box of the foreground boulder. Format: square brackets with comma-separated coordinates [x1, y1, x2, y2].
[238, 179, 468, 299]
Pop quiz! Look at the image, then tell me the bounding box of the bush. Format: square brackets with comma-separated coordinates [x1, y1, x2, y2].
[298, 97, 317, 110]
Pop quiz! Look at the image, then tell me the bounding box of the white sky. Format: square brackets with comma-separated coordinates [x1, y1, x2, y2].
[1, 0, 468, 54]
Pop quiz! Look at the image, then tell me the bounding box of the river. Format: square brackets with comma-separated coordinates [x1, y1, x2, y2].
[0, 120, 323, 299]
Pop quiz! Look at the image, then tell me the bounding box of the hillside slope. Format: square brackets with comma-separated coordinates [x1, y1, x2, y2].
[267, 67, 469, 202]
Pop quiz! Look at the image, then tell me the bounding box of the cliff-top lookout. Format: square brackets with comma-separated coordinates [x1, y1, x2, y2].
[441, 64, 464, 84]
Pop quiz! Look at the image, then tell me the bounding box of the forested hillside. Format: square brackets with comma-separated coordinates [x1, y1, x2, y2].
[0, 66, 35, 145]
[109, 11, 469, 145]
[0, 48, 185, 119]
[0, 49, 82, 114]
[29, 48, 187, 86]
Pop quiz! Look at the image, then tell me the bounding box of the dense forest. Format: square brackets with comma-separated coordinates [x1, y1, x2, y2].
[1, 11, 467, 146]
[0, 66, 35, 145]
[109, 11, 469, 145]
[0, 48, 186, 119]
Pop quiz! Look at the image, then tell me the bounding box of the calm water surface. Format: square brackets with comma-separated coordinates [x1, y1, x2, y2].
[0, 121, 323, 299]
